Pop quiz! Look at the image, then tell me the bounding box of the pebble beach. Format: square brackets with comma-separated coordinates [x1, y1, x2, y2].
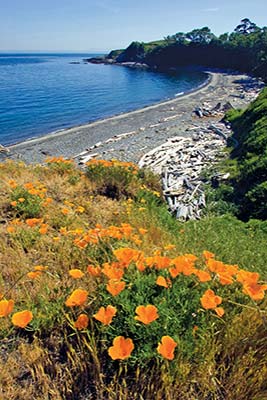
[3, 69, 263, 165]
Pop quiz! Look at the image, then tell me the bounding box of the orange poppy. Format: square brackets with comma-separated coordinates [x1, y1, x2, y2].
[200, 289, 222, 310]
[26, 218, 42, 227]
[8, 179, 17, 188]
[65, 289, 88, 307]
[27, 271, 42, 279]
[157, 336, 177, 360]
[108, 336, 134, 360]
[69, 269, 85, 279]
[113, 248, 141, 268]
[215, 307, 225, 317]
[169, 255, 197, 277]
[237, 270, 259, 286]
[61, 208, 70, 215]
[156, 276, 172, 288]
[242, 283, 267, 301]
[10, 201, 17, 207]
[145, 255, 171, 270]
[102, 262, 124, 280]
[74, 314, 89, 330]
[203, 250, 215, 260]
[194, 270, 212, 283]
[0, 299, 14, 317]
[218, 273, 233, 285]
[34, 265, 48, 271]
[12, 310, 33, 328]
[120, 223, 133, 238]
[106, 280, 126, 296]
[135, 305, 159, 325]
[87, 265, 102, 277]
[93, 305, 117, 325]
[39, 224, 49, 235]
[131, 234, 142, 246]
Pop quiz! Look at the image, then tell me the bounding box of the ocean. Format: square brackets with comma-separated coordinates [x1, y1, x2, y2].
[0, 53, 207, 146]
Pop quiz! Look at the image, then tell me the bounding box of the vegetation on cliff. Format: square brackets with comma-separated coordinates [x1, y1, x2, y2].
[0, 157, 267, 399]
[206, 87, 267, 221]
[109, 19, 267, 81]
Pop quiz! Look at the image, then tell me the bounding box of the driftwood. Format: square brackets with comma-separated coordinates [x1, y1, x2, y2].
[139, 120, 232, 221]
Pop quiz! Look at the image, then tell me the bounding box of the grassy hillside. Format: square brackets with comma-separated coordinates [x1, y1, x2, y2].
[0, 158, 266, 399]
[211, 87, 267, 220]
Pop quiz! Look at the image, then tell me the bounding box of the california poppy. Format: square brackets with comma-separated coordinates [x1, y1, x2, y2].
[26, 218, 42, 227]
[135, 305, 159, 325]
[200, 289, 222, 310]
[27, 271, 42, 279]
[34, 265, 48, 271]
[145, 255, 171, 270]
[102, 262, 124, 280]
[106, 280, 126, 296]
[39, 224, 49, 235]
[242, 283, 267, 301]
[156, 276, 172, 288]
[203, 250, 215, 260]
[65, 289, 88, 307]
[0, 299, 14, 317]
[237, 270, 259, 286]
[215, 307, 225, 317]
[12, 310, 33, 328]
[113, 248, 141, 268]
[87, 265, 101, 277]
[74, 314, 89, 330]
[69, 269, 85, 279]
[108, 336, 134, 360]
[194, 270, 211, 283]
[93, 305, 117, 325]
[157, 336, 177, 360]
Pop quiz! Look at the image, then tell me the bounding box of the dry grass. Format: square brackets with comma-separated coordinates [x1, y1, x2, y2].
[0, 159, 266, 400]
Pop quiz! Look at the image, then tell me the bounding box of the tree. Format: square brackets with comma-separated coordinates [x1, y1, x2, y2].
[174, 32, 187, 44]
[234, 18, 260, 35]
[186, 27, 215, 44]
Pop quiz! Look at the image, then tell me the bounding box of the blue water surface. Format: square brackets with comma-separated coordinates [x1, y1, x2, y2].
[0, 53, 207, 145]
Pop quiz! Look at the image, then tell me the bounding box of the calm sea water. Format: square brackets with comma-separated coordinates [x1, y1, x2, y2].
[0, 53, 207, 145]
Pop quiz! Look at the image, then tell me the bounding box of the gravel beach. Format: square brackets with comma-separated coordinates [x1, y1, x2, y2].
[4, 69, 264, 164]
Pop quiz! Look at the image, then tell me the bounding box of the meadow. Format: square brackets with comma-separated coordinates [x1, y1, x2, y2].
[0, 158, 266, 400]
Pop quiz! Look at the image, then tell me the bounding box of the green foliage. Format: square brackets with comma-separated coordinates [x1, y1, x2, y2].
[85, 161, 161, 201]
[10, 186, 42, 218]
[218, 87, 267, 220]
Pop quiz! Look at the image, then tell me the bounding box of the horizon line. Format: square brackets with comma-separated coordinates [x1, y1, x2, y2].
[0, 50, 109, 54]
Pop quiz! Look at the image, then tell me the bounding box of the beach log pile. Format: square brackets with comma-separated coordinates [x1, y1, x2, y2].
[139, 122, 231, 221]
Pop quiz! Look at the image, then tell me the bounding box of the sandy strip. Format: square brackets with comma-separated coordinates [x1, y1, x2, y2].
[4, 69, 263, 164]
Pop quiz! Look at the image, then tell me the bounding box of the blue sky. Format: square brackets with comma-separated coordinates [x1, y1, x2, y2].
[1, 0, 266, 52]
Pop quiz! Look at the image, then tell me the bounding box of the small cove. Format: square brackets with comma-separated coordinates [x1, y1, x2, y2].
[0, 53, 207, 146]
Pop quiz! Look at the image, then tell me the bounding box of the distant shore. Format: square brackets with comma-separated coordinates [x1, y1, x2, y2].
[5, 69, 263, 164]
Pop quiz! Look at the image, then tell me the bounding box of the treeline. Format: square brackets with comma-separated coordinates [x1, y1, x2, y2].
[110, 19, 267, 81]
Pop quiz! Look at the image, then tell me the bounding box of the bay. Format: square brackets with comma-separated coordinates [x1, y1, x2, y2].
[0, 53, 207, 145]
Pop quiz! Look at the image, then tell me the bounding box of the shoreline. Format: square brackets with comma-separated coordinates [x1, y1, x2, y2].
[8, 70, 212, 147]
[4, 69, 264, 164]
